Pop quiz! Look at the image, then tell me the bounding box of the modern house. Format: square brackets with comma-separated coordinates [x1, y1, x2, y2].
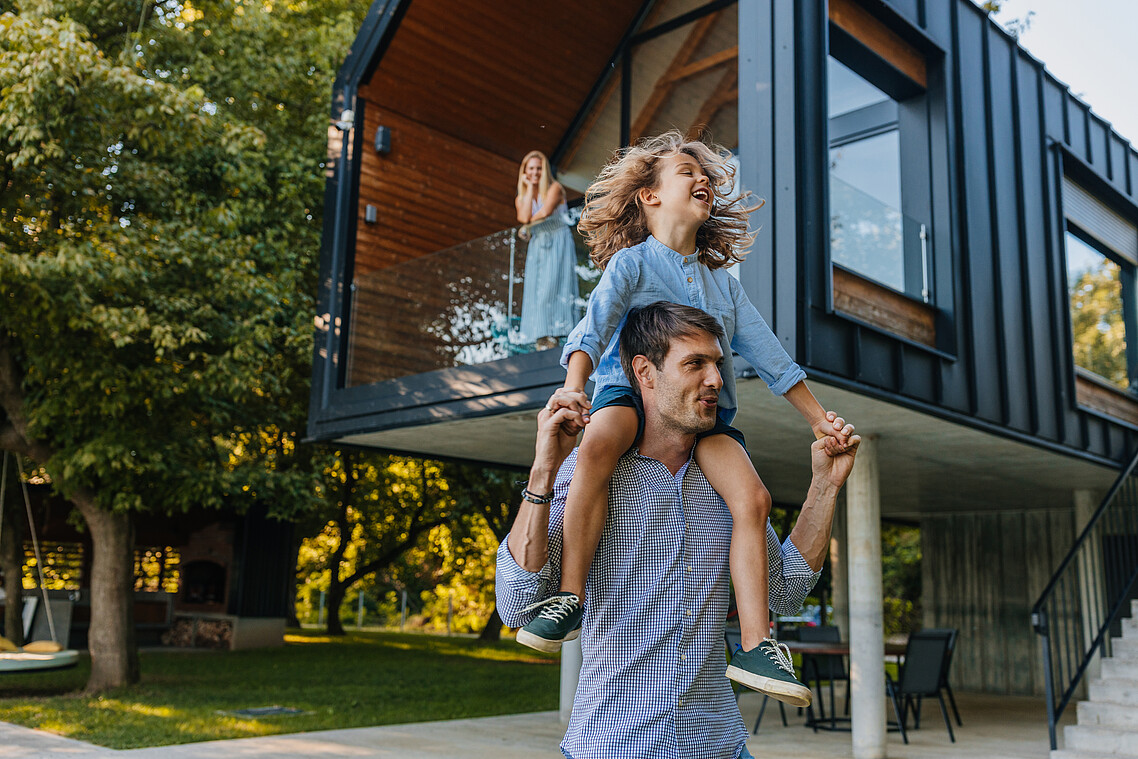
[308, 0, 1138, 751]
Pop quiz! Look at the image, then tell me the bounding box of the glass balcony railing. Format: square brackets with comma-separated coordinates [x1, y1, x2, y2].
[344, 209, 599, 388]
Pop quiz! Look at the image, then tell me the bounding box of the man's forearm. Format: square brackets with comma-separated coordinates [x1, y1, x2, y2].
[788, 477, 841, 571]
[506, 463, 557, 572]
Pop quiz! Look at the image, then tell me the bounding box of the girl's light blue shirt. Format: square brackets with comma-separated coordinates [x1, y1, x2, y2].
[561, 235, 806, 423]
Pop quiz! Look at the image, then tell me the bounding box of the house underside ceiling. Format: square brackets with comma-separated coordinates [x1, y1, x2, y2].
[337, 377, 1119, 518]
[362, 0, 645, 161]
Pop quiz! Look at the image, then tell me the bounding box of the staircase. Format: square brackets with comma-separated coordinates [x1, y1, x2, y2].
[1053, 603, 1138, 758]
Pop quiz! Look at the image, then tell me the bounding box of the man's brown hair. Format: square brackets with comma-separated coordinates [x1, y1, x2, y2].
[619, 301, 725, 393]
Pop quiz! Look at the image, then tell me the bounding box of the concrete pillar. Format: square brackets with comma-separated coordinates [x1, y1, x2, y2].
[847, 435, 886, 759]
[829, 492, 849, 637]
[560, 637, 582, 723]
[1074, 489, 1105, 683]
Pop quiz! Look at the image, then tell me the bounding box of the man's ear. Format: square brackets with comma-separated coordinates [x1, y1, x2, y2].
[631, 355, 655, 391]
[637, 186, 660, 208]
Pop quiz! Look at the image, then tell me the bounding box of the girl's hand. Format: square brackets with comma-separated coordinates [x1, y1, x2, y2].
[545, 388, 592, 435]
[813, 410, 854, 450]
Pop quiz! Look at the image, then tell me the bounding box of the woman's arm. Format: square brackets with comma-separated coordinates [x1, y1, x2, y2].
[515, 185, 537, 224]
[527, 182, 565, 223]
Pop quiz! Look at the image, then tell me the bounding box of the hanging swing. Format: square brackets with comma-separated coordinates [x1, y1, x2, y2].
[0, 451, 79, 672]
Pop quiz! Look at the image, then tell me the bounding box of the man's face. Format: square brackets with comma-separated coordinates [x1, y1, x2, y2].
[648, 332, 724, 436]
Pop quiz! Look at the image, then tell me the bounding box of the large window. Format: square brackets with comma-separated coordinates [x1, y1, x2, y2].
[1066, 230, 1129, 389]
[826, 0, 932, 303]
[1063, 174, 1138, 395]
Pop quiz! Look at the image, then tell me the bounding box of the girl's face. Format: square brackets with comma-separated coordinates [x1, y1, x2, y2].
[525, 156, 543, 185]
[649, 152, 712, 224]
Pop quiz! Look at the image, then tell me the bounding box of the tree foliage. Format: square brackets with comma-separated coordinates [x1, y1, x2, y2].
[0, 0, 365, 689]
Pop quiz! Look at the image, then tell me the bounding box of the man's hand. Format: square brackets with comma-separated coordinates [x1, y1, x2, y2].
[529, 405, 585, 491]
[810, 432, 861, 488]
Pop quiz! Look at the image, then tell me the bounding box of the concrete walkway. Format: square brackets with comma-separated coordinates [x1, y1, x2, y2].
[0, 691, 1071, 758]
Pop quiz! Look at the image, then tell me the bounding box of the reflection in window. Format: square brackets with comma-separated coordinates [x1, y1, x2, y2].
[828, 57, 889, 117]
[556, 2, 738, 195]
[827, 56, 904, 292]
[1067, 231, 1129, 389]
[830, 131, 903, 291]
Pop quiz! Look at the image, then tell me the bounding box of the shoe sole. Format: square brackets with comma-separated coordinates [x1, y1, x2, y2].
[516, 627, 580, 653]
[725, 665, 813, 708]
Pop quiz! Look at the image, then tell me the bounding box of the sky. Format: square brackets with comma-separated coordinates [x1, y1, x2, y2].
[983, 0, 1138, 144]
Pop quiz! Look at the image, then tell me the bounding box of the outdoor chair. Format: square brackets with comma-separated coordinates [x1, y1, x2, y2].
[799, 625, 850, 732]
[886, 629, 956, 743]
[921, 627, 962, 726]
[724, 628, 788, 734]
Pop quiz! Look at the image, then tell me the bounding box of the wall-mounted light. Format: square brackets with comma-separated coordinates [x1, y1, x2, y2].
[334, 109, 355, 132]
[365, 205, 377, 224]
[374, 126, 391, 155]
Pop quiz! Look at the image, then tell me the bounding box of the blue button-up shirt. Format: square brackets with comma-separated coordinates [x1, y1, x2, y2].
[561, 236, 806, 422]
[496, 448, 821, 759]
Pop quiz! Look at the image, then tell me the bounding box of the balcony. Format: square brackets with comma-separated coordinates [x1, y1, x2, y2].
[344, 209, 598, 389]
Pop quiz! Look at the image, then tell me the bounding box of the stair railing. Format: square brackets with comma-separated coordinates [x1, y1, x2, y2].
[1032, 446, 1138, 750]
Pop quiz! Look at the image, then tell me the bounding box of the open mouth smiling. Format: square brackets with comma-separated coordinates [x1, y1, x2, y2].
[692, 187, 711, 205]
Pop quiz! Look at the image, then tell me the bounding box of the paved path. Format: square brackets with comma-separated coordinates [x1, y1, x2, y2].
[0, 692, 1069, 758]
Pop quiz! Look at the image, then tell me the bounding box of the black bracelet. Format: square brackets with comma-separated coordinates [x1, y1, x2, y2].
[518, 480, 554, 504]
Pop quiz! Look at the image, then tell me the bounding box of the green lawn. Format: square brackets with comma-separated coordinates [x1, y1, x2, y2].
[0, 630, 559, 749]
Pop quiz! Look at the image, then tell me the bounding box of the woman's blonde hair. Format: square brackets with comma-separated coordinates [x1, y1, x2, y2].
[578, 131, 760, 270]
[516, 150, 553, 202]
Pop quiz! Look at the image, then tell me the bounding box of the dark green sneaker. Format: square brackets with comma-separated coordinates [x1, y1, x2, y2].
[726, 638, 813, 707]
[516, 592, 583, 653]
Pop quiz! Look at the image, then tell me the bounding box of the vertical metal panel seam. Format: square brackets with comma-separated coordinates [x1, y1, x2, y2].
[949, 1, 978, 416]
[1010, 51, 1040, 434]
[981, 26, 1011, 426]
[1040, 80, 1067, 443]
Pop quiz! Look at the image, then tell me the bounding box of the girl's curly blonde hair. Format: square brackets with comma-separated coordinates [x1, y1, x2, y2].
[577, 131, 760, 270]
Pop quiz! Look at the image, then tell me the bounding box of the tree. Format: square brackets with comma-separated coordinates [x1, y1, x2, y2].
[300, 452, 463, 636]
[0, 0, 363, 690]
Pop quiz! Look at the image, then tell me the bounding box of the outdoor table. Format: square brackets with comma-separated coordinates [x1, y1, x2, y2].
[785, 640, 907, 659]
[784, 640, 907, 732]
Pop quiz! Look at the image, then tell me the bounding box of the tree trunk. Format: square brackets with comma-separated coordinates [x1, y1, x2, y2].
[1, 459, 25, 645]
[325, 579, 346, 636]
[72, 494, 138, 691]
[285, 534, 302, 628]
[478, 604, 502, 642]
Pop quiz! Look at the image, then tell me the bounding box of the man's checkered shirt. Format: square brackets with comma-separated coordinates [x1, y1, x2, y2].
[496, 448, 821, 759]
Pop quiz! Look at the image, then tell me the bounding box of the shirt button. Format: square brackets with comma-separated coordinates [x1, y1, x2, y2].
[678, 699, 685, 707]
[686, 565, 692, 572]
[687, 277, 693, 283]
[685, 609, 692, 616]
[680, 653, 687, 661]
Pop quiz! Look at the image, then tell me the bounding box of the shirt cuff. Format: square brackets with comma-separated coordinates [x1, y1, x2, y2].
[782, 537, 823, 584]
[767, 365, 808, 396]
[561, 333, 603, 373]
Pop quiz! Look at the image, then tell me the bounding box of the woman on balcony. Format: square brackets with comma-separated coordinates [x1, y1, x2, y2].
[515, 150, 580, 351]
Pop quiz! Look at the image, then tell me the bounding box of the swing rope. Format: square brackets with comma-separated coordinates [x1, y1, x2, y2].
[12, 454, 58, 644]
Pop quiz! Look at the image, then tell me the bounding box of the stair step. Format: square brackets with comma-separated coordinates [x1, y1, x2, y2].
[1124, 617, 1138, 638]
[1078, 701, 1138, 729]
[1089, 677, 1138, 705]
[1113, 637, 1138, 655]
[1102, 659, 1138, 680]
[1064, 725, 1138, 756]
[1053, 751, 1138, 759]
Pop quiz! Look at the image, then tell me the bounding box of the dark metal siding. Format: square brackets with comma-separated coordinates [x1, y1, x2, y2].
[780, 0, 1138, 466]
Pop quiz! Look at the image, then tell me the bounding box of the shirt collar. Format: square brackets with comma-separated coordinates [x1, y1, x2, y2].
[646, 235, 698, 265]
[629, 445, 696, 482]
